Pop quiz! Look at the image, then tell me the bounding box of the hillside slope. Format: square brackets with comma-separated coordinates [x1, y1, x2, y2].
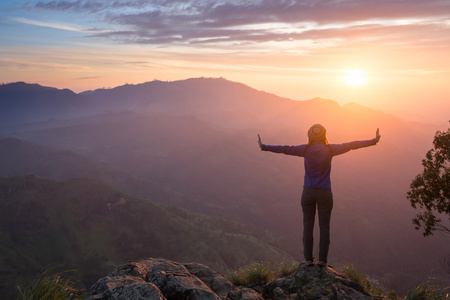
[0, 137, 199, 209]
[0, 175, 295, 299]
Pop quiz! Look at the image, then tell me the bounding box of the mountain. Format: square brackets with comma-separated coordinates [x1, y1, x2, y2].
[0, 82, 86, 128]
[0, 137, 201, 209]
[1, 78, 448, 294]
[0, 78, 290, 132]
[0, 175, 296, 299]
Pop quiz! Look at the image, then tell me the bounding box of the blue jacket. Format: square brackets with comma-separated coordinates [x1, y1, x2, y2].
[261, 139, 377, 189]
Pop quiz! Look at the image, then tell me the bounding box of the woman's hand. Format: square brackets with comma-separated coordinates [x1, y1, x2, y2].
[375, 128, 381, 143]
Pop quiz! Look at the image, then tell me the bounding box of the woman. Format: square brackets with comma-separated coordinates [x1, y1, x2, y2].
[258, 124, 380, 266]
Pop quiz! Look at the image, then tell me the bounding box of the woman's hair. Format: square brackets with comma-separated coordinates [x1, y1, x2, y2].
[308, 137, 328, 145]
[308, 124, 328, 145]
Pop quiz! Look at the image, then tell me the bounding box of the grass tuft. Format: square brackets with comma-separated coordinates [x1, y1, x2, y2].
[278, 261, 299, 277]
[343, 265, 393, 298]
[17, 266, 85, 300]
[227, 260, 299, 288]
[405, 281, 449, 300]
[227, 261, 275, 287]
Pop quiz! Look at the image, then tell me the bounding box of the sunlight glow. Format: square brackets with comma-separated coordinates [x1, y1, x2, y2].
[341, 69, 368, 87]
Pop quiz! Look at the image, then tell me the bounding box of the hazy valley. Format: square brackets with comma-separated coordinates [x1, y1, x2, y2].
[0, 78, 448, 298]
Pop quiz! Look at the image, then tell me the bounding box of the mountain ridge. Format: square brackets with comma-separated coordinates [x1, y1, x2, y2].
[0, 77, 400, 131]
[0, 81, 75, 94]
[1, 78, 440, 128]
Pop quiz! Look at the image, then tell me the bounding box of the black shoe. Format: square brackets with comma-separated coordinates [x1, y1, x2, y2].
[318, 261, 327, 267]
[306, 260, 314, 266]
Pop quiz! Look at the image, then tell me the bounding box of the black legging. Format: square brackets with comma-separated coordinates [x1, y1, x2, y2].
[301, 187, 333, 262]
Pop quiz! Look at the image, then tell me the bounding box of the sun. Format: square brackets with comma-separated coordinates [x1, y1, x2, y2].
[341, 69, 368, 87]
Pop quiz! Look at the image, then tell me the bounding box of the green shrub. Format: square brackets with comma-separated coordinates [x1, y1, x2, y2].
[343, 265, 373, 290]
[227, 260, 299, 288]
[227, 261, 275, 287]
[386, 290, 400, 300]
[405, 281, 449, 300]
[278, 261, 299, 277]
[342, 265, 391, 298]
[17, 266, 85, 300]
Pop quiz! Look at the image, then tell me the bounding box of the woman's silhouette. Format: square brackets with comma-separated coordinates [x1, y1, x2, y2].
[258, 124, 380, 266]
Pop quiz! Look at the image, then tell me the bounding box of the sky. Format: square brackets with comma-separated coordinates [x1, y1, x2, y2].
[0, 0, 449, 124]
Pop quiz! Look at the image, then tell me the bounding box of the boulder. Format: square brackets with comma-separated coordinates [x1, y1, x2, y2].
[226, 288, 264, 300]
[88, 275, 165, 299]
[262, 263, 383, 300]
[88, 258, 261, 300]
[184, 262, 236, 298]
[89, 258, 382, 300]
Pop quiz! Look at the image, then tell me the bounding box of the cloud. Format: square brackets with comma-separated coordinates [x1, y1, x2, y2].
[29, 0, 170, 13]
[12, 17, 103, 33]
[25, 0, 450, 48]
[29, 0, 450, 23]
[0, 57, 90, 71]
[72, 76, 99, 80]
[32, 0, 109, 13]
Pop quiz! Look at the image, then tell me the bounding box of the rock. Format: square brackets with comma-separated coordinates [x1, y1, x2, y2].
[184, 262, 236, 298]
[262, 263, 380, 300]
[226, 288, 264, 300]
[144, 258, 220, 300]
[88, 275, 165, 299]
[272, 287, 290, 300]
[89, 258, 382, 300]
[89, 258, 261, 300]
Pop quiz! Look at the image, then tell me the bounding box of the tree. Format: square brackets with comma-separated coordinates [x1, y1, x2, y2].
[407, 123, 450, 237]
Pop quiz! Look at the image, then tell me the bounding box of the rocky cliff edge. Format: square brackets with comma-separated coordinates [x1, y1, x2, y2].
[88, 258, 382, 300]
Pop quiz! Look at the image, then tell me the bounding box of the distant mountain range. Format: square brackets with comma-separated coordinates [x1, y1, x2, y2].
[0, 78, 448, 297]
[1, 78, 291, 129]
